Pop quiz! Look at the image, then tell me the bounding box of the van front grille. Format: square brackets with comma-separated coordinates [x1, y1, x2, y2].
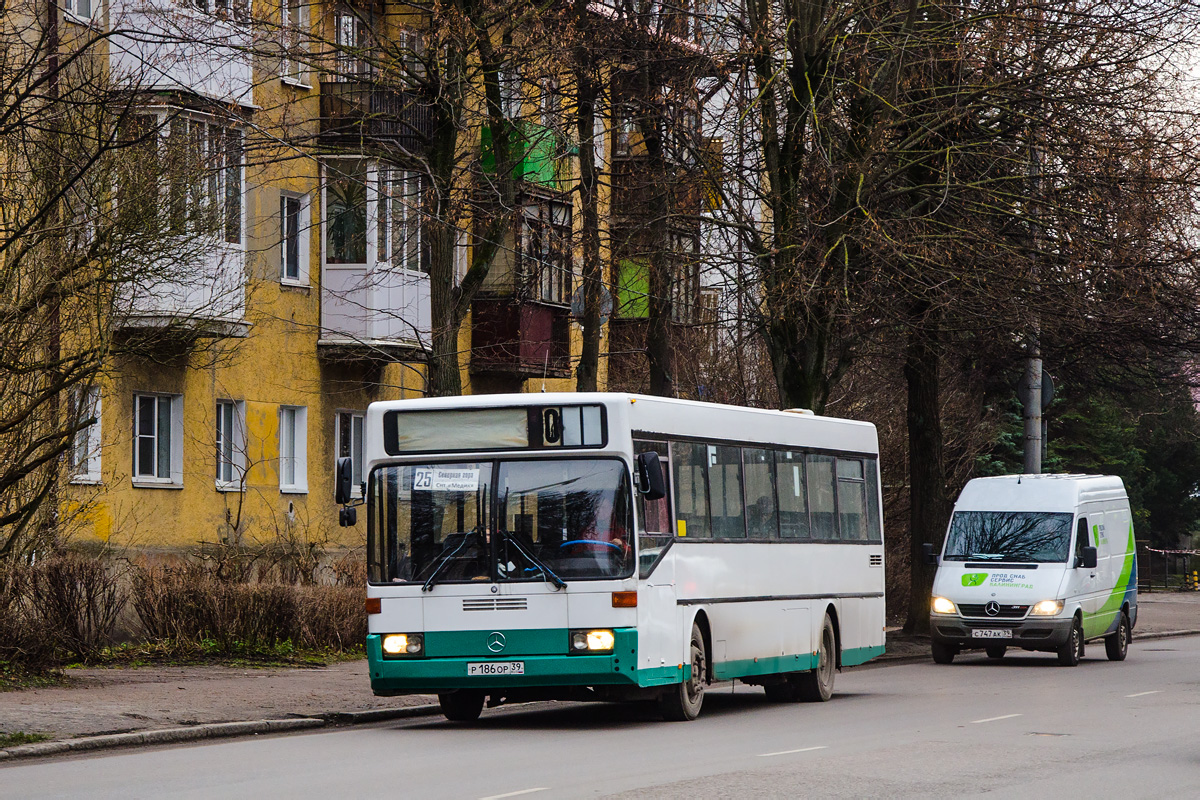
[958, 603, 1029, 619]
[462, 598, 528, 612]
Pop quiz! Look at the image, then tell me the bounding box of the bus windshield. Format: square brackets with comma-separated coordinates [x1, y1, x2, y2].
[942, 511, 1074, 563]
[368, 458, 634, 585]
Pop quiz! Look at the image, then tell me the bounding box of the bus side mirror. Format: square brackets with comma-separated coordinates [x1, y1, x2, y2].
[922, 542, 939, 566]
[335, 457, 354, 506]
[636, 452, 666, 501]
[1079, 546, 1097, 570]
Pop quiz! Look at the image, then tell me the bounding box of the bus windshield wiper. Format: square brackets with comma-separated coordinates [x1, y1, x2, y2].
[967, 553, 1005, 560]
[497, 530, 566, 590]
[421, 530, 481, 593]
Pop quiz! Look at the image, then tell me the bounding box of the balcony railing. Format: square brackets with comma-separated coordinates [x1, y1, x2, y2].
[319, 80, 432, 150]
[470, 297, 571, 378]
[115, 243, 248, 339]
[318, 264, 430, 361]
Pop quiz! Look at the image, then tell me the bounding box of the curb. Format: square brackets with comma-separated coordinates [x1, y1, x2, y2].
[0, 705, 446, 763]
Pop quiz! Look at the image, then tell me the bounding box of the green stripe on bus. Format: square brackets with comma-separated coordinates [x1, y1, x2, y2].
[841, 644, 885, 666]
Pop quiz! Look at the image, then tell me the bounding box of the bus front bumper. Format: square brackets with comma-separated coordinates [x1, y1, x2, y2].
[366, 632, 646, 694]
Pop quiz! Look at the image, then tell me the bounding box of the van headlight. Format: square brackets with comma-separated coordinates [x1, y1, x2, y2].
[1029, 600, 1064, 616]
[931, 596, 957, 615]
[381, 633, 424, 657]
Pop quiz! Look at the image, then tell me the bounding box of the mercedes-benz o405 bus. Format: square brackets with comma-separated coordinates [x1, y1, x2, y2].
[340, 393, 886, 721]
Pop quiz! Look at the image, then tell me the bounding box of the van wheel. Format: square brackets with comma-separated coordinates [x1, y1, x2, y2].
[985, 646, 1006, 659]
[796, 614, 836, 702]
[1057, 617, 1084, 666]
[1105, 612, 1131, 661]
[931, 641, 956, 664]
[659, 622, 706, 721]
[438, 690, 485, 722]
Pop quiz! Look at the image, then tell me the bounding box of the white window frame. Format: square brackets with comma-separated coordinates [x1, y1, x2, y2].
[215, 400, 246, 490]
[165, 114, 245, 247]
[280, 191, 311, 285]
[335, 410, 364, 497]
[280, 0, 310, 87]
[69, 386, 102, 485]
[132, 393, 183, 487]
[279, 405, 308, 494]
[63, 0, 100, 25]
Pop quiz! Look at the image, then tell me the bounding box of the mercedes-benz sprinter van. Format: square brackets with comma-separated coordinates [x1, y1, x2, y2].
[928, 474, 1137, 666]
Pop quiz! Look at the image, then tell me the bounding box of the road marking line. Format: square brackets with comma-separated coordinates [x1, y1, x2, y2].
[478, 789, 548, 800]
[1126, 691, 1161, 698]
[970, 714, 1022, 724]
[758, 746, 828, 757]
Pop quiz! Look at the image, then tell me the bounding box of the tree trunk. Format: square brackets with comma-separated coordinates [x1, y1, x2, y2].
[574, 62, 603, 392]
[903, 311, 951, 635]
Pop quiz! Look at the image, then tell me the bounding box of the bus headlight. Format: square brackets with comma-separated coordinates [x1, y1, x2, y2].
[570, 629, 615, 653]
[1029, 600, 1064, 616]
[381, 633, 424, 657]
[931, 597, 957, 615]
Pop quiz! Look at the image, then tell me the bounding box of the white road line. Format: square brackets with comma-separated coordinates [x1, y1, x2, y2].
[478, 789, 549, 800]
[970, 714, 1023, 724]
[1126, 691, 1162, 698]
[758, 746, 828, 757]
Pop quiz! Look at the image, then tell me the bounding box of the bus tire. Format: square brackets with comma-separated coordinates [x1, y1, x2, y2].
[931, 641, 956, 664]
[1057, 616, 1084, 666]
[796, 614, 836, 702]
[659, 622, 706, 721]
[1105, 611, 1130, 661]
[438, 690, 485, 722]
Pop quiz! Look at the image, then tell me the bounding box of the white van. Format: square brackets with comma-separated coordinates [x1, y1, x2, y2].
[927, 474, 1138, 666]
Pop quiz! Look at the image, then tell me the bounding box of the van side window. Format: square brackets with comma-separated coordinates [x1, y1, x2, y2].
[1074, 517, 1089, 564]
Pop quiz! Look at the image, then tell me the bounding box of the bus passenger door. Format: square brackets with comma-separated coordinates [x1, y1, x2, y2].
[639, 557, 679, 680]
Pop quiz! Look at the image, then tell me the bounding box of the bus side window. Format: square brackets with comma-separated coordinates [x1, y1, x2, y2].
[865, 457, 882, 543]
[836, 458, 867, 541]
[633, 440, 671, 534]
[710, 445, 746, 539]
[743, 448, 779, 538]
[1075, 517, 1089, 565]
[777, 450, 809, 538]
[808, 454, 837, 540]
[672, 440, 711, 538]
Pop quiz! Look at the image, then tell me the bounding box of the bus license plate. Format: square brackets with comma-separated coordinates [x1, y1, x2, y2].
[971, 629, 1012, 639]
[467, 661, 525, 676]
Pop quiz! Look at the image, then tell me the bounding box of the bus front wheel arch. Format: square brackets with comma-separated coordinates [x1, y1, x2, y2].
[659, 620, 707, 721]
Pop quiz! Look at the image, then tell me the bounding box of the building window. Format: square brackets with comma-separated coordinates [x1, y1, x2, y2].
[280, 0, 308, 85]
[334, 7, 371, 80]
[280, 193, 310, 283]
[500, 67, 522, 119]
[325, 161, 368, 264]
[539, 79, 560, 129]
[192, 0, 248, 21]
[669, 229, 700, 323]
[133, 394, 182, 485]
[69, 386, 102, 484]
[63, 0, 98, 23]
[520, 199, 572, 305]
[336, 410, 364, 495]
[279, 406, 308, 493]
[215, 400, 245, 489]
[379, 169, 427, 272]
[166, 117, 243, 245]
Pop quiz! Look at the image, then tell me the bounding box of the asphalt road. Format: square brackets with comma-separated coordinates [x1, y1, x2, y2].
[4, 636, 1198, 799]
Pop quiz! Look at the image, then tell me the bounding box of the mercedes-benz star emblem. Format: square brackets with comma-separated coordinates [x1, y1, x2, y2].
[487, 632, 506, 653]
[985, 601, 1001, 617]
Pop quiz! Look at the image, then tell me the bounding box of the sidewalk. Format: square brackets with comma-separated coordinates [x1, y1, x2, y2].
[2, 592, 1197, 760]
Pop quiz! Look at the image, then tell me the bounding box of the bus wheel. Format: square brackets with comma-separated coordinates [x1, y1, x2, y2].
[659, 622, 706, 721]
[931, 641, 956, 664]
[1057, 617, 1084, 666]
[796, 614, 836, 702]
[438, 690, 485, 722]
[1105, 612, 1130, 661]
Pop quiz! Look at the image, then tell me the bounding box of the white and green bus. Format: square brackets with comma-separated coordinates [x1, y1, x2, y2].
[346, 393, 885, 722]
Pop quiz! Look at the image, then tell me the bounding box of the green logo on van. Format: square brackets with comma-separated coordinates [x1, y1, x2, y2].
[962, 573, 988, 587]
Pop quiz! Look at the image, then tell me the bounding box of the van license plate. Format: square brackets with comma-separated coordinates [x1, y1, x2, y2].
[971, 629, 1012, 639]
[467, 661, 525, 676]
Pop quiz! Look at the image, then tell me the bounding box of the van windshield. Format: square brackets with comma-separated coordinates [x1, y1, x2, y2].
[942, 511, 1074, 563]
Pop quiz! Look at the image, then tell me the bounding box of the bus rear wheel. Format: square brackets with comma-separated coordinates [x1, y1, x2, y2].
[795, 614, 836, 702]
[659, 622, 706, 721]
[438, 690, 485, 722]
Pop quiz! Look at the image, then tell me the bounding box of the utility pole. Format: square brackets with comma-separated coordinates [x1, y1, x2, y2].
[1022, 355, 1042, 473]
